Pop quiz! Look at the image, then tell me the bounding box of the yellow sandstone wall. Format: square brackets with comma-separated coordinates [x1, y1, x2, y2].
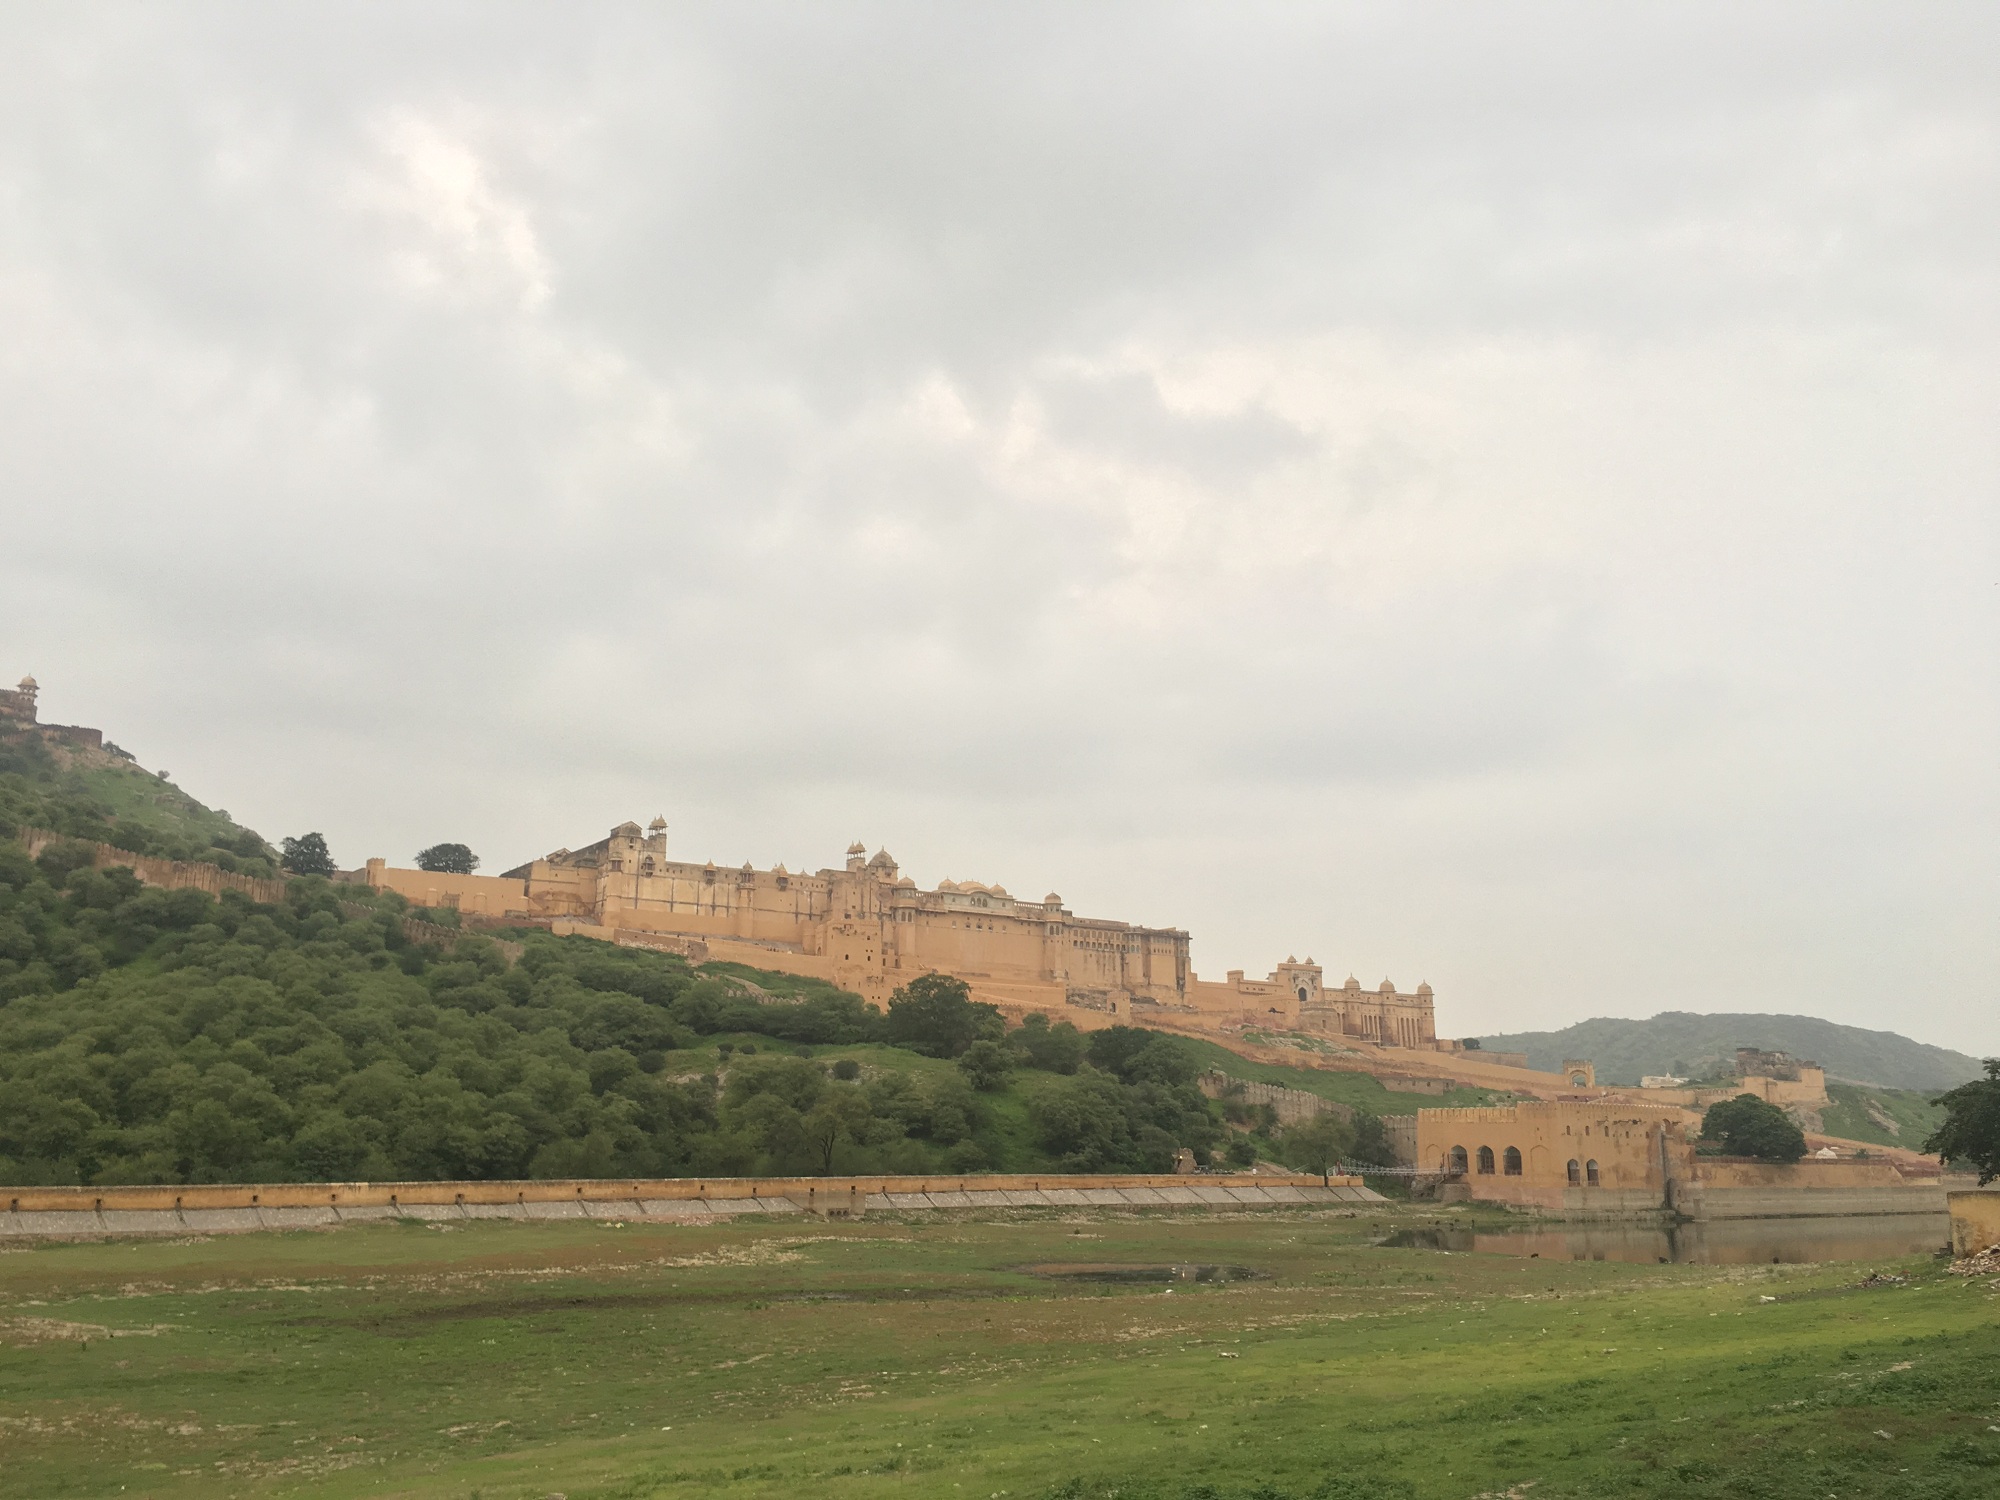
[0, 1171, 1354, 1214]
[1949, 1191, 2000, 1257]
[361, 859, 531, 918]
[1417, 1101, 1688, 1211]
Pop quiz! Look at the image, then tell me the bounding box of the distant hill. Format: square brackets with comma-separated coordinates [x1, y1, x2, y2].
[1475, 1012, 1985, 1093]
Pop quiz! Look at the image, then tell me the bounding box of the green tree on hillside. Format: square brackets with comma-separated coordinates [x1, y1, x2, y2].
[1085, 1026, 1200, 1087]
[884, 973, 1003, 1058]
[1924, 1058, 2000, 1183]
[1701, 1094, 1807, 1162]
[1007, 1012, 1086, 1074]
[957, 1039, 1013, 1092]
[415, 843, 479, 875]
[280, 832, 335, 876]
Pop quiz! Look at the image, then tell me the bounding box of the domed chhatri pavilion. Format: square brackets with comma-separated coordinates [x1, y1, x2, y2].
[0, 676, 38, 725]
[358, 815, 1438, 1041]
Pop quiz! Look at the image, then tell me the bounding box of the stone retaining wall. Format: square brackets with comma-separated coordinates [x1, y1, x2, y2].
[0, 1173, 1381, 1239]
[1199, 1071, 1353, 1126]
[1669, 1181, 1947, 1220]
[1946, 1189, 2000, 1256]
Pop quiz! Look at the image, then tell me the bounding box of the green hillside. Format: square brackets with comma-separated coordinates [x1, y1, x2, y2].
[0, 728, 277, 875]
[1170, 1035, 1508, 1113]
[1477, 1010, 1983, 1092]
[1817, 1082, 1947, 1150]
[4, 835, 1403, 1186]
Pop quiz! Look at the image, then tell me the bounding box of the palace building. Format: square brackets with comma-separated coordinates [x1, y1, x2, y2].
[356, 816, 1439, 1041]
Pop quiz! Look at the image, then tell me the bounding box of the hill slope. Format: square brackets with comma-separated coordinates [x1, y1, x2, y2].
[1477, 1011, 1983, 1092]
[0, 729, 277, 875]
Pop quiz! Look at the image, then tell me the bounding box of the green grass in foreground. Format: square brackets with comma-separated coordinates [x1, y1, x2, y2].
[0, 1205, 1995, 1500]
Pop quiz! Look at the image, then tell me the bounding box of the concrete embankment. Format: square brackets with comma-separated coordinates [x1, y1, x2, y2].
[0, 1172, 1381, 1240]
[1671, 1159, 1946, 1220]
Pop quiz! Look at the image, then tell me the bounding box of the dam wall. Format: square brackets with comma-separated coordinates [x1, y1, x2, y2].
[0, 1172, 1381, 1240]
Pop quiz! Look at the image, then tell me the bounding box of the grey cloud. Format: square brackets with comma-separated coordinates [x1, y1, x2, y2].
[1, 1, 1994, 1049]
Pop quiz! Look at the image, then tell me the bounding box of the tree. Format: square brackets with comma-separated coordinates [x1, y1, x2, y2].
[1924, 1059, 2000, 1183]
[957, 1039, 1013, 1092]
[884, 973, 1002, 1058]
[279, 832, 335, 877]
[1461, 1038, 1482, 1051]
[1008, 1012, 1087, 1074]
[1283, 1115, 1354, 1185]
[1084, 1025, 1163, 1079]
[415, 843, 479, 875]
[802, 1091, 874, 1175]
[1347, 1111, 1400, 1170]
[1701, 1093, 1807, 1162]
[1028, 1073, 1133, 1169]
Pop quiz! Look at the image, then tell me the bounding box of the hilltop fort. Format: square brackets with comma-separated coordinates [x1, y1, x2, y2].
[357, 816, 1440, 1043]
[0, 675, 106, 753]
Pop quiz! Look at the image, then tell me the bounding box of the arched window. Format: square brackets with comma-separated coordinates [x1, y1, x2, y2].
[1476, 1146, 1495, 1175]
[1450, 1146, 1469, 1174]
[1503, 1147, 1522, 1177]
[1298, 986, 1310, 1004]
[1586, 1159, 1600, 1186]
[1566, 1159, 1581, 1186]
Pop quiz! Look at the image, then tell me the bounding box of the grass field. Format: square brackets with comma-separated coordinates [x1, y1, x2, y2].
[0, 1203, 1995, 1500]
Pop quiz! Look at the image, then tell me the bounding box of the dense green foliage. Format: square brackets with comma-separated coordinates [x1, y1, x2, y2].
[0, 844, 1229, 1184]
[0, 734, 276, 875]
[1480, 1010, 1982, 1092]
[1700, 1093, 1808, 1162]
[1924, 1058, 2000, 1183]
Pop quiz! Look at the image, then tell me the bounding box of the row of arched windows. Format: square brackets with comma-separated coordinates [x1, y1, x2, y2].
[1447, 1145, 1521, 1176]
[1445, 1145, 1601, 1185]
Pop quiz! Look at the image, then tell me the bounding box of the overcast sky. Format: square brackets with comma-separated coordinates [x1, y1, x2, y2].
[3, 4, 1995, 1052]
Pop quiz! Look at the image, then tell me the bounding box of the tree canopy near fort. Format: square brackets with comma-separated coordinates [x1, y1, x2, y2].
[1700, 1093, 1808, 1163]
[0, 839, 1233, 1186]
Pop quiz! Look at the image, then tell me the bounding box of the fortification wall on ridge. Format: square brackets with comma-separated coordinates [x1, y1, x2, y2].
[20, 829, 288, 903]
